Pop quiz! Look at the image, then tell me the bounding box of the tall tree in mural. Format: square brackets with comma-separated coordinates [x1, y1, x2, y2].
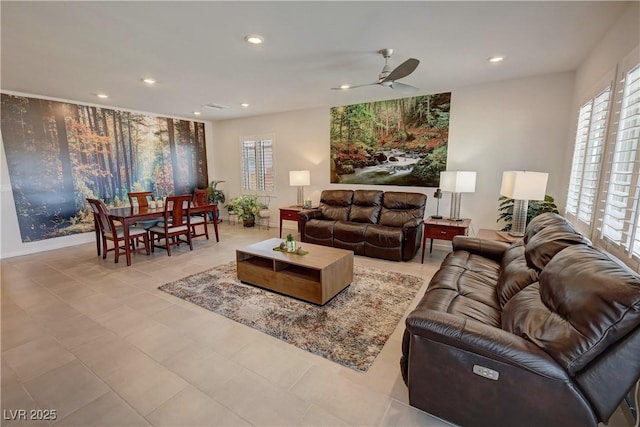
[1, 94, 208, 242]
[330, 92, 450, 186]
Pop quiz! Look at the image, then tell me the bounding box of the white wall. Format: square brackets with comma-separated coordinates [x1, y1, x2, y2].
[211, 71, 575, 234]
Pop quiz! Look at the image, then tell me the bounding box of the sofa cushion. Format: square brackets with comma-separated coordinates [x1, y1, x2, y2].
[496, 241, 539, 308]
[334, 221, 367, 243]
[348, 190, 383, 223]
[502, 245, 640, 375]
[418, 250, 502, 327]
[364, 224, 402, 247]
[305, 219, 335, 240]
[319, 190, 353, 221]
[524, 221, 591, 271]
[379, 192, 426, 227]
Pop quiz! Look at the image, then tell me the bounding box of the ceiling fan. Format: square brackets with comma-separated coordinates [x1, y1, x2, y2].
[332, 49, 420, 94]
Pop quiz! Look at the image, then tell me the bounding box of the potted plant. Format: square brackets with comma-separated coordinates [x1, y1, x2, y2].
[497, 194, 559, 231]
[228, 195, 260, 227]
[207, 180, 226, 223]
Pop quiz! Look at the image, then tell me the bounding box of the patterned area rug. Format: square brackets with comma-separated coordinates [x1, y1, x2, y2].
[159, 261, 423, 372]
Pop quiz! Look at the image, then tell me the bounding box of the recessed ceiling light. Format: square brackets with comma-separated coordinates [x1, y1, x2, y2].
[96, 93, 108, 99]
[241, 103, 250, 108]
[340, 84, 350, 90]
[244, 34, 264, 45]
[142, 78, 156, 85]
[488, 56, 505, 63]
[193, 111, 201, 116]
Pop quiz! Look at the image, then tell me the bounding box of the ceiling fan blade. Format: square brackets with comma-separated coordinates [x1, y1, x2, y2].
[390, 82, 419, 94]
[382, 58, 420, 83]
[331, 82, 378, 90]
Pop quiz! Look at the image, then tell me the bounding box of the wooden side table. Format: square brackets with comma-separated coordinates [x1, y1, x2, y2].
[279, 206, 306, 238]
[422, 218, 471, 263]
[477, 229, 521, 243]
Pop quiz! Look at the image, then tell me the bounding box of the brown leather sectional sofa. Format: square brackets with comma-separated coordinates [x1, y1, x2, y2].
[401, 212, 640, 427]
[298, 190, 427, 261]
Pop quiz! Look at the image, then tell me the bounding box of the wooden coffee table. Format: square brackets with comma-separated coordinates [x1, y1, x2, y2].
[236, 238, 354, 305]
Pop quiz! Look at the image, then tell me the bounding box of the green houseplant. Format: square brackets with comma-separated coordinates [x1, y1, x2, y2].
[497, 195, 559, 231]
[207, 180, 226, 205]
[228, 195, 260, 227]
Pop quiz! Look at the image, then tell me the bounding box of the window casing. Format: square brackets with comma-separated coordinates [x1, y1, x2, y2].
[241, 136, 274, 192]
[565, 46, 639, 271]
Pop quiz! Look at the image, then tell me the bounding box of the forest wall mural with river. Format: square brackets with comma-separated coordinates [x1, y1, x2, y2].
[1, 94, 208, 242]
[330, 92, 450, 186]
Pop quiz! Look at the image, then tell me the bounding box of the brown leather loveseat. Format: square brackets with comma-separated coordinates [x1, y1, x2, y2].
[401, 212, 640, 427]
[298, 190, 426, 261]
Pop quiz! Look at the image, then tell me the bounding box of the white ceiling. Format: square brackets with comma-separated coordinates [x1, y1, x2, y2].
[0, 1, 630, 121]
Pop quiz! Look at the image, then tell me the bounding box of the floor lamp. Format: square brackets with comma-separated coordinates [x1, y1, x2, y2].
[500, 171, 548, 237]
[440, 171, 476, 221]
[289, 170, 310, 207]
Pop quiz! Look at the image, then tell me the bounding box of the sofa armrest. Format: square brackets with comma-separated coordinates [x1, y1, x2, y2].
[405, 309, 568, 380]
[402, 217, 424, 231]
[298, 209, 323, 222]
[452, 236, 511, 262]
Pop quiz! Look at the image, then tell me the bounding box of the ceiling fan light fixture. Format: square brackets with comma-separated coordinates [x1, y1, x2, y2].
[96, 93, 108, 99]
[244, 34, 264, 45]
[241, 103, 249, 108]
[488, 56, 505, 63]
[142, 77, 156, 85]
[339, 84, 350, 90]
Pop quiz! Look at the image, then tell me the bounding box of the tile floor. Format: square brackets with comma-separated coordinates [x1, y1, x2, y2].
[0, 223, 633, 426]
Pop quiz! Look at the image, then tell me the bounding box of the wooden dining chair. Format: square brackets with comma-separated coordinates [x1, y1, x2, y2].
[190, 189, 210, 240]
[127, 191, 159, 244]
[86, 198, 150, 265]
[148, 194, 193, 256]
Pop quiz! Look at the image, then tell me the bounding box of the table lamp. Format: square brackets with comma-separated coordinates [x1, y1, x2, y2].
[289, 170, 310, 207]
[500, 171, 548, 237]
[440, 171, 476, 221]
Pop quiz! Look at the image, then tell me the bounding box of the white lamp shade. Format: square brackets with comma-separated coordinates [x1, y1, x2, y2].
[289, 170, 310, 186]
[439, 171, 477, 193]
[500, 171, 548, 200]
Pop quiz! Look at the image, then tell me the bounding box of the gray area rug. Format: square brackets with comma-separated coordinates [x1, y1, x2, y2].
[159, 261, 423, 371]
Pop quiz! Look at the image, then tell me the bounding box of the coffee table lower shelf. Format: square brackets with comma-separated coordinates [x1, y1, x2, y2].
[236, 238, 353, 305]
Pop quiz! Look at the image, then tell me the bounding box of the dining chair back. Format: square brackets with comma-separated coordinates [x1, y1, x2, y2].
[128, 191, 155, 208]
[149, 194, 193, 256]
[190, 189, 210, 240]
[86, 198, 150, 265]
[192, 189, 209, 204]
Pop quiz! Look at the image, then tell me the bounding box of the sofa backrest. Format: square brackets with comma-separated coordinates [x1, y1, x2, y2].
[523, 212, 573, 243]
[502, 245, 640, 377]
[495, 241, 539, 308]
[319, 190, 353, 221]
[379, 192, 427, 227]
[348, 190, 383, 224]
[524, 217, 591, 271]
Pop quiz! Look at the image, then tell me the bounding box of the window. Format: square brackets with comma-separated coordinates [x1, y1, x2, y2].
[564, 46, 639, 270]
[241, 136, 274, 192]
[565, 87, 612, 227]
[600, 63, 640, 257]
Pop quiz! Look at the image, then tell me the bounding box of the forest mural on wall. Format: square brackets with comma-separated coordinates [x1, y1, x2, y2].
[1, 94, 208, 242]
[330, 92, 450, 186]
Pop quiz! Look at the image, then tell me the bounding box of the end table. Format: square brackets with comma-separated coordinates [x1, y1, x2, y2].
[422, 218, 471, 263]
[279, 206, 306, 238]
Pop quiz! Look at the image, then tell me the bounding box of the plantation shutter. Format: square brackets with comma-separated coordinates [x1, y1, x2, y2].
[566, 102, 593, 215]
[577, 88, 612, 224]
[599, 62, 640, 260]
[241, 136, 275, 192]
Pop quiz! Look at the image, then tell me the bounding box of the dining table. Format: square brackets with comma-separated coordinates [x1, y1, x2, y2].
[100, 201, 219, 266]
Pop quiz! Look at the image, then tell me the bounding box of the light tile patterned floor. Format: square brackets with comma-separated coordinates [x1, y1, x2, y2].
[1, 223, 633, 426]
